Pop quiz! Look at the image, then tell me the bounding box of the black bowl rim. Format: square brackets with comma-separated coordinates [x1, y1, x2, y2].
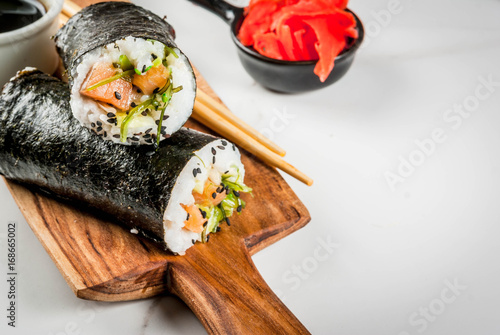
[231, 8, 364, 66]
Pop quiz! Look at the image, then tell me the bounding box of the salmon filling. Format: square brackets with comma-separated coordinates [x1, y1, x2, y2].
[80, 44, 183, 145]
[181, 168, 251, 242]
[81, 62, 133, 110]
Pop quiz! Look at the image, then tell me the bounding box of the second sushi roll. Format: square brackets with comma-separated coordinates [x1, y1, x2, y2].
[55, 1, 196, 145]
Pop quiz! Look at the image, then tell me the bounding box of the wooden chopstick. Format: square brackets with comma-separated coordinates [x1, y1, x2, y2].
[59, 1, 313, 186]
[193, 101, 313, 186]
[59, 13, 69, 24]
[62, 0, 80, 17]
[196, 89, 286, 157]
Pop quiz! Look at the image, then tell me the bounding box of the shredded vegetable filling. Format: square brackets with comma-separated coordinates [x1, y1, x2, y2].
[182, 167, 252, 242]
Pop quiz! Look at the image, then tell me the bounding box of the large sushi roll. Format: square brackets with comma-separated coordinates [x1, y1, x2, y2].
[0, 69, 251, 255]
[54, 2, 196, 146]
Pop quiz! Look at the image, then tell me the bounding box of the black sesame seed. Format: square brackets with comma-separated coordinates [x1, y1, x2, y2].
[211, 192, 217, 199]
[206, 235, 210, 242]
[163, 115, 169, 120]
[137, 88, 142, 94]
[114, 91, 122, 100]
[98, 133, 103, 137]
[221, 140, 227, 146]
[217, 145, 225, 150]
[144, 134, 151, 139]
[196, 167, 202, 174]
[216, 187, 223, 193]
[186, 213, 190, 221]
[107, 112, 115, 118]
[211, 148, 216, 155]
[225, 218, 231, 226]
[96, 126, 102, 132]
[145, 139, 153, 144]
[155, 120, 160, 125]
[232, 144, 236, 151]
[216, 226, 221, 232]
[130, 102, 137, 108]
[103, 131, 107, 138]
[233, 190, 240, 197]
[151, 53, 157, 60]
[141, 111, 148, 116]
[91, 122, 96, 128]
[145, 128, 153, 134]
[131, 137, 139, 141]
[224, 170, 229, 174]
[153, 87, 160, 94]
[96, 121, 102, 126]
[142, 65, 146, 73]
[237, 205, 242, 212]
[113, 134, 120, 138]
[203, 222, 207, 227]
[192, 239, 195, 245]
[212, 156, 216, 164]
[107, 118, 115, 124]
[126, 111, 130, 115]
[200, 209, 207, 219]
[193, 168, 198, 177]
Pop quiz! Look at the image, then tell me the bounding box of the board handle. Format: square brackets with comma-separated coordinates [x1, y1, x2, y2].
[168, 238, 310, 334]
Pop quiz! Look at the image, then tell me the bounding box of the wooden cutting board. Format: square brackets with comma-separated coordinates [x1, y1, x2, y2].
[3, 0, 311, 334]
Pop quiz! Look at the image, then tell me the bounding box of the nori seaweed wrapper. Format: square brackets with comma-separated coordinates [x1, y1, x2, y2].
[54, 1, 187, 86]
[0, 69, 216, 249]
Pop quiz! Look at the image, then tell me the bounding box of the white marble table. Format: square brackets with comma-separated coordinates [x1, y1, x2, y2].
[2, 0, 500, 334]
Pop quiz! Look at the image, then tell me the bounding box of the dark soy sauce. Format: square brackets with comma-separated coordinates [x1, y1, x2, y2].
[0, 0, 46, 33]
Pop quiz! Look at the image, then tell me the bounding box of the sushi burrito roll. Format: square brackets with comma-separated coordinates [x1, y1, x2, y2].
[0, 69, 251, 255]
[54, 1, 196, 146]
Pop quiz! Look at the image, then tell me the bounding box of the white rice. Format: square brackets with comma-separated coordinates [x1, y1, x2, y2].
[163, 134, 245, 255]
[70, 37, 196, 145]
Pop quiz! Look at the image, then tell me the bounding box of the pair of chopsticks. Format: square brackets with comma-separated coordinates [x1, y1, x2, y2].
[60, 0, 313, 186]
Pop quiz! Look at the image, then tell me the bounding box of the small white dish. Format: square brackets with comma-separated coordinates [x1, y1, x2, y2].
[0, 0, 63, 86]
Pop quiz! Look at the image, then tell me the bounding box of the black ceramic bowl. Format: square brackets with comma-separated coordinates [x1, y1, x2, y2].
[189, 0, 364, 93]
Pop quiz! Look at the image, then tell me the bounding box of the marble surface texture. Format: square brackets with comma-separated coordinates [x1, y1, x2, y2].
[2, 0, 500, 334]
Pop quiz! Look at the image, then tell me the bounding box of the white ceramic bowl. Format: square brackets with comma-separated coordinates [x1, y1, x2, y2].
[0, 0, 63, 87]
